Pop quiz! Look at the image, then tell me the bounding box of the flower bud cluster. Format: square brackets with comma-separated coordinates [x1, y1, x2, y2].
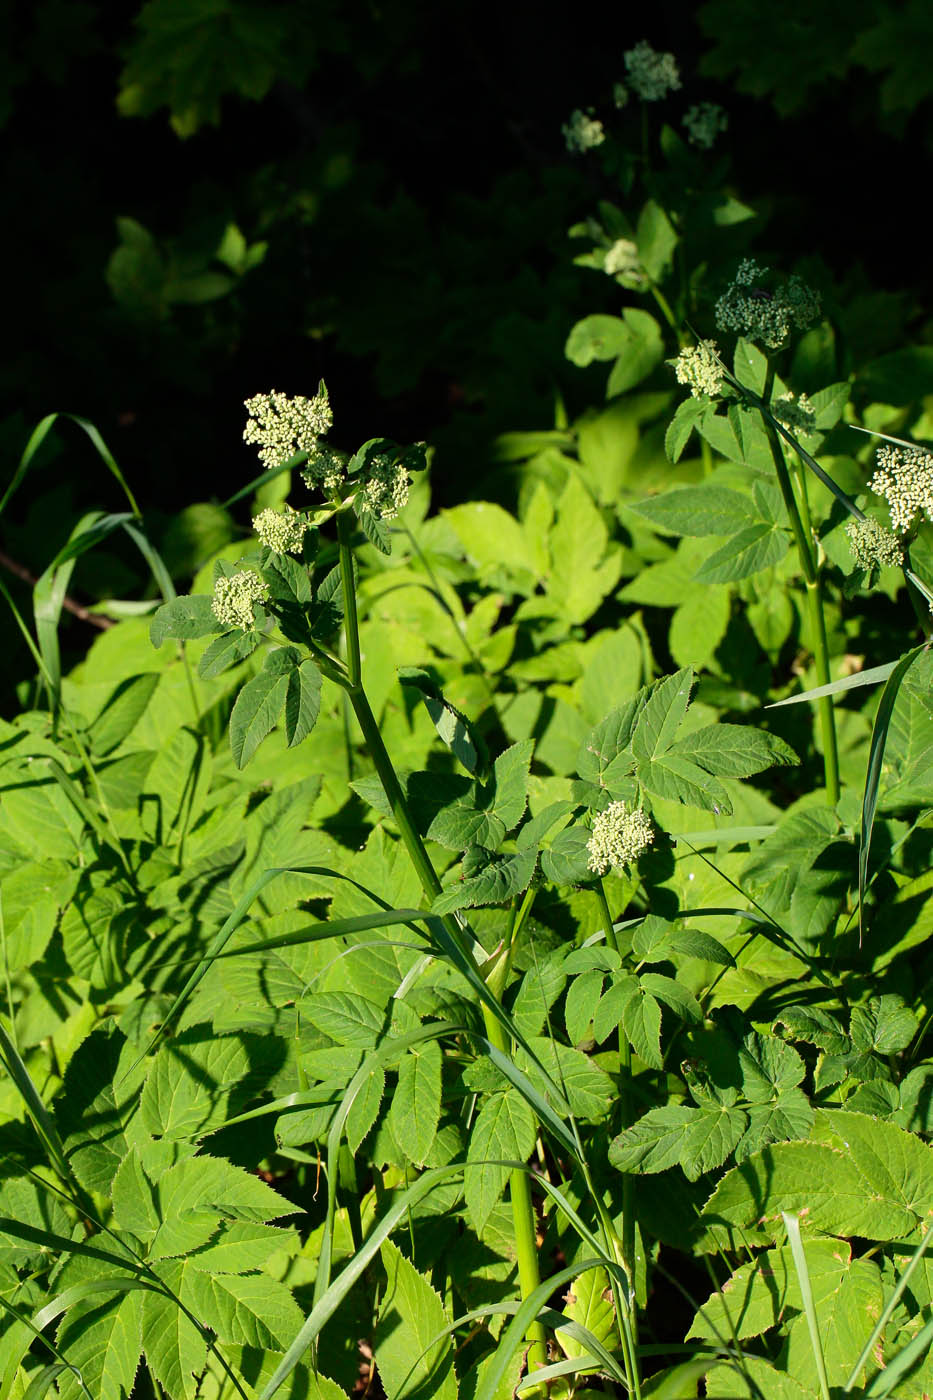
[869, 443, 933, 534]
[252, 503, 309, 555]
[845, 517, 904, 571]
[673, 339, 724, 399]
[683, 101, 728, 149]
[301, 446, 346, 497]
[604, 238, 646, 287]
[586, 801, 655, 875]
[243, 386, 333, 471]
[771, 391, 816, 435]
[361, 454, 411, 520]
[624, 41, 681, 102]
[211, 570, 268, 631]
[563, 109, 606, 154]
[715, 260, 821, 349]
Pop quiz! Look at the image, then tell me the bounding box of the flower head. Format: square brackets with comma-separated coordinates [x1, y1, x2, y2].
[623, 41, 681, 102]
[683, 101, 728, 149]
[243, 385, 333, 471]
[252, 503, 309, 555]
[604, 238, 645, 288]
[672, 339, 724, 399]
[845, 516, 904, 571]
[211, 570, 268, 631]
[771, 391, 816, 435]
[563, 108, 606, 154]
[586, 801, 655, 875]
[869, 443, 933, 534]
[301, 446, 346, 498]
[715, 262, 821, 349]
[360, 453, 410, 520]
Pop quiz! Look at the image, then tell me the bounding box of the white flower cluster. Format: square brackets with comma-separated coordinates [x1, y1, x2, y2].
[301, 446, 346, 497]
[211, 570, 268, 631]
[869, 443, 933, 534]
[586, 801, 655, 875]
[604, 237, 645, 287]
[361, 454, 411, 520]
[243, 386, 333, 471]
[673, 339, 724, 399]
[683, 101, 728, 149]
[715, 260, 821, 350]
[624, 41, 681, 102]
[563, 109, 606, 154]
[845, 516, 904, 571]
[771, 391, 816, 435]
[252, 503, 308, 555]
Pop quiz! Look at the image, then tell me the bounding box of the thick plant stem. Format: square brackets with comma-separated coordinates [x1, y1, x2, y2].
[336, 517, 547, 1376]
[596, 879, 636, 1293]
[760, 369, 840, 806]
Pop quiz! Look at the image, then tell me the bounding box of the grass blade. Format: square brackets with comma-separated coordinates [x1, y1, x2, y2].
[0, 413, 141, 522]
[859, 646, 925, 939]
[0, 1020, 75, 1191]
[782, 1212, 831, 1400]
[767, 661, 899, 707]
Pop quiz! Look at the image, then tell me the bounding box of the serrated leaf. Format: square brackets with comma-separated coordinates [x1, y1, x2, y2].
[540, 824, 593, 885]
[694, 523, 790, 584]
[522, 1037, 614, 1120]
[849, 995, 917, 1055]
[142, 1271, 207, 1400]
[641, 753, 732, 814]
[688, 1239, 850, 1342]
[399, 668, 482, 775]
[198, 628, 261, 678]
[188, 1221, 295, 1274]
[665, 397, 708, 462]
[150, 594, 222, 647]
[565, 314, 629, 366]
[346, 1066, 386, 1155]
[597, 973, 663, 1069]
[112, 1147, 159, 1240]
[229, 647, 300, 767]
[56, 1286, 143, 1400]
[465, 1090, 536, 1232]
[87, 673, 160, 755]
[576, 692, 647, 786]
[181, 1270, 303, 1349]
[640, 973, 701, 1024]
[375, 1238, 457, 1400]
[284, 659, 322, 747]
[302, 993, 387, 1049]
[565, 969, 604, 1045]
[611, 1101, 748, 1181]
[556, 1266, 616, 1361]
[431, 846, 537, 914]
[631, 486, 758, 537]
[489, 739, 534, 830]
[139, 1031, 253, 1142]
[388, 1040, 441, 1165]
[669, 723, 798, 778]
[631, 668, 694, 761]
[605, 308, 665, 396]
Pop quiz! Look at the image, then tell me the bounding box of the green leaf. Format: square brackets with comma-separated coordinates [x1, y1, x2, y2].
[701, 1110, 933, 1250]
[346, 1065, 386, 1155]
[229, 647, 300, 767]
[850, 996, 917, 1055]
[632, 916, 734, 967]
[694, 523, 790, 583]
[640, 753, 732, 814]
[489, 739, 534, 830]
[733, 338, 769, 395]
[605, 308, 665, 396]
[522, 1038, 614, 1120]
[465, 1090, 536, 1231]
[669, 722, 798, 778]
[688, 1239, 850, 1342]
[631, 667, 694, 761]
[631, 486, 757, 537]
[141, 1278, 207, 1400]
[284, 659, 322, 747]
[302, 993, 387, 1049]
[150, 594, 221, 647]
[556, 1265, 616, 1362]
[665, 397, 708, 463]
[399, 667, 483, 776]
[388, 1040, 442, 1166]
[180, 1269, 303, 1349]
[598, 973, 663, 1069]
[431, 847, 537, 914]
[565, 315, 629, 366]
[610, 1101, 748, 1181]
[375, 1239, 457, 1400]
[86, 673, 160, 755]
[138, 1030, 254, 1141]
[637, 200, 678, 280]
[197, 628, 261, 679]
[56, 1287, 144, 1400]
[545, 473, 621, 624]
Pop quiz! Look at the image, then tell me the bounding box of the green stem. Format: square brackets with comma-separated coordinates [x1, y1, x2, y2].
[335, 513, 547, 1374]
[596, 879, 636, 1290]
[760, 368, 840, 806]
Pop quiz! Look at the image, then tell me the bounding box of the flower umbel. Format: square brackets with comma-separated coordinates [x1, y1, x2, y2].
[771, 391, 816, 435]
[211, 570, 268, 631]
[869, 443, 933, 535]
[604, 238, 646, 288]
[252, 504, 309, 555]
[587, 802, 655, 875]
[683, 101, 727, 149]
[360, 454, 411, 520]
[243, 384, 333, 471]
[623, 41, 681, 102]
[672, 339, 724, 399]
[563, 109, 606, 154]
[715, 262, 821, 349]
[845, 516, 904, 571]
[301, 446, 346, 498]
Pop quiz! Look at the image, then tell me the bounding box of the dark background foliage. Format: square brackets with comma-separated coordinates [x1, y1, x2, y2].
[2, 0, 932, 706]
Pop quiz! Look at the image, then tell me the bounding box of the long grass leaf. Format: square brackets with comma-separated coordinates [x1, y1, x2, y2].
[0, 413, 140, 521]
[22, 1364, 87, 1400]
[767, 661, 899, 707]
[33, 1277, 154, 1331]
[0, 1021, 74, 1188]
[860, 646, 925, 939]
[782, 1212, 831, 1400]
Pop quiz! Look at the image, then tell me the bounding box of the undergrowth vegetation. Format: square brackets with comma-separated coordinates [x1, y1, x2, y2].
[6, 35, 933, 1400]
